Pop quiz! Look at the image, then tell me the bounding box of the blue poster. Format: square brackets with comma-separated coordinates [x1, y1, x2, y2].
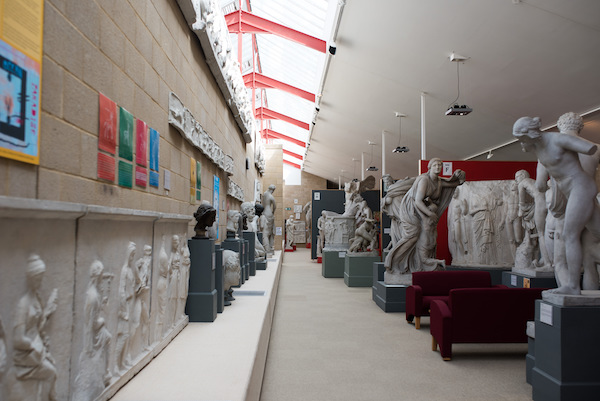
[213, 175, 220, 239]
[149, 127, 159, 171]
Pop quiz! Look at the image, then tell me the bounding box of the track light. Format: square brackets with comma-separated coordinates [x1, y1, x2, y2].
[486, 150, 494, 159]
[446, 53, 472, 116]
[392, 112, 409, 153]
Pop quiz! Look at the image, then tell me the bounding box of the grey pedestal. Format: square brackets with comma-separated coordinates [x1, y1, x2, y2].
[215, 244, 224, 313]
[322, 249, 346, 278]
[256, 260, 267, 270]
[243, 231, 257, 276]
[532, 300, 600, 400]
[243, 239, 250, 280]
[502, 271, 557, 289]
[344, 254, 379, 287]
[372, 262, 407, 312]
[186, 238, 217, 322]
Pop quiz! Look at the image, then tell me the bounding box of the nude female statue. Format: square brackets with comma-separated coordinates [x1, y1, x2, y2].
[513, 116, 600, 295]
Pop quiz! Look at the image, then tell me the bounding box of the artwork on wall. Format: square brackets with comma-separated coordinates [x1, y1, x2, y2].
[0, 0, 44, 165]
[135, 166, 147, 187]
[196, 160, 202, 201]
[149, 128, 160, 188]
[136, 119, 148, 167]
[190, 158, 197, 204]
[99, 93, 117, 154]
[118, 160, 133, 188]
[213, 175, 220, 239]
[119, 107, 134, 161]
[97, 152, 115, 181]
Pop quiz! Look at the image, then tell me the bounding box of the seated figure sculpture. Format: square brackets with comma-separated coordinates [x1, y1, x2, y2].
[384, 158, 465, 284]
[348, 218, 378, 253]
[513, 116, 600, 295]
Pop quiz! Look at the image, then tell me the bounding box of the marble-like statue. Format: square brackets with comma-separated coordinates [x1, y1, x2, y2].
[226, 209, 241, 236]
[469, 183, 502, 265]
[155, 241, 169, 339]
[168, 235, 182, 326]
[241, 202, 266, 261]
[262, 184, 277, 253]
[11, 254, 58, 401]
[285, 215, 295, 250]
[73, 260, 113, 400]
[384, 158, 465, 284]
[449, 188, 468, 258]
[180, 242, 191, 319]
[115, 242, 136, 373]
[303, 201, 312, 244]
[381, 176, 416, 251]
[513, 116, 600, 295]
[132, 245, 152, 353]
[193, 201, 217, 238]
[348, 218, 378, 253]
[343, 176, 375, 217]
[504, 179, 523, 253]
[355, 200, 373, 229]
[316, 210, 326, 256]
[222, 250, 241, 305]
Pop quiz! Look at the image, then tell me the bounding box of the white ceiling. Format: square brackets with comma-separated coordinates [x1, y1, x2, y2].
[304, 0, 600, 184]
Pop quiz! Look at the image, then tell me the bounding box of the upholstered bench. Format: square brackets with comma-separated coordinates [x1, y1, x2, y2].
[406, 270, 501, 329]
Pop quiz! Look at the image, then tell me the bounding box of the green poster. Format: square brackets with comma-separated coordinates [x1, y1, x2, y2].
[118, 160, 133, 188]
[119, 107, 134, 161]
[196, 160, 201, 200]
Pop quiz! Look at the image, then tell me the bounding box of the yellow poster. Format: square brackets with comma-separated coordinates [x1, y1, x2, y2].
[190, 157, 196, 203]
[0, 0, 44, 164]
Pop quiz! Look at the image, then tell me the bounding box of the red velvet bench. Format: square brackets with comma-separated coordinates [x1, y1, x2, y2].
[430, 287, 545, 360]
[406, 270, 500, 329]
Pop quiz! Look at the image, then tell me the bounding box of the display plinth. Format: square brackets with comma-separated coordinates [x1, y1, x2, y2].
[344, 253, 379, 287]
[526, 321, 535, 385]
[531, 298, 600, 400]
[242, 231, 257, 276]
[256, 260, 267, 270]
[322, 249, 346, 278]
[222, 236, 244, 286]
[372, 262, 406, 312]
[502, 271, 557, 289]
[243, 239, 250, 281]
[215, 244, 224, 313]
[447, 265, 511, 286]
[186, 237, 217, 322]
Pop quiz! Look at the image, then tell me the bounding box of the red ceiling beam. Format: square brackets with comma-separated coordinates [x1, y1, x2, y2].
[283, 149, 303, 160]
[283, 159, 302, 169]
[262, 129, 306, 147]
[243, 72, 315, 103]
[224, 10, 327, 53]
[255, 107, 309, 130]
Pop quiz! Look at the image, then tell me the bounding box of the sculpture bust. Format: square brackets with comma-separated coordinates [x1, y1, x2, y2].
[226, 209, 241, 236]
[193, 201, 217, 238]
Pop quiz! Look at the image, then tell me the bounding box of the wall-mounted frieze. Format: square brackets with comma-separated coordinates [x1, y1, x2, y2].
[227, 178, 244, 202]
[175, 0, 256, 144]
[168, 92, 234, 176]
[255, 141, 265, 175]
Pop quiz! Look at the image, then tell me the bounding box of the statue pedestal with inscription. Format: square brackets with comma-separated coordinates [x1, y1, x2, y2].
[186, 237, 217, 322]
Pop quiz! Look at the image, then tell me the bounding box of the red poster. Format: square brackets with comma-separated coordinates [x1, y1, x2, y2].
[98, 93, 117, 154]
[135, 165, 147, 187]
[97, 152, 115, 181]
[136, 119, 147, 167]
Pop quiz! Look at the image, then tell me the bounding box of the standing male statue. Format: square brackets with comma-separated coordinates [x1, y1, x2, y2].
[262, 184, 277, 254]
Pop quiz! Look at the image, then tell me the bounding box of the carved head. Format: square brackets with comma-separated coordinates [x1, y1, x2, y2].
[226, 210, 241, 233]
[515, 169, 530, 183]
[254, 203, 264, 217]
[513, 117, 542, 140]
[241, 201, 256, 219]
[557, 112, 583, 134]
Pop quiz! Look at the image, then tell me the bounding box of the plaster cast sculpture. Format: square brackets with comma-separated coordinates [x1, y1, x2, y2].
[348, 218, 378, 253]
[11, 254, 58, 401]
[504, 179, 523, 254]
[227, 179, 244, 202]
[303, 201, 312, 244]
[513, 169, 550, 272]
[513, 116, 600, 295]
[381, 175, 416, 252]
[384, 158, 465, 284]
[168, 235, 182, 327]
[354, 200, 373, 229]
[262, 185, 277, 254]
[222, 250, 241, 305]
[132, 246, 152, 354]
[242, 202, 266, 260]
[469, 182, 504, 265]
[0, 318, 6, 379]
[115, 243, 136, 374]
[285, 215, 295, 250]
[73, 260, 113, 401]
[155, 242, 170, 340]
[317, 210, 326, 256]
[449, 189, 468, 258]
[255, 143, 265, 174]
[193, 201, 217, 238]
[226, 210, 241, 236]
[179, 240, 191, 320]
[343, 176, 376, 217]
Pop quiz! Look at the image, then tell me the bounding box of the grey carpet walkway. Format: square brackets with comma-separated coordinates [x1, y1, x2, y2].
[260, 248, 533, 401]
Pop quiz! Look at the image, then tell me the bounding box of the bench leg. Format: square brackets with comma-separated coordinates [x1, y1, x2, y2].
[415, 316, 421, 329]
[432, 336, 437, 351]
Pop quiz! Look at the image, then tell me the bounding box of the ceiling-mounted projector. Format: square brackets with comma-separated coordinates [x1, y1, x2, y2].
[445, 104, 472, 116]
[392, 146, 409, 153]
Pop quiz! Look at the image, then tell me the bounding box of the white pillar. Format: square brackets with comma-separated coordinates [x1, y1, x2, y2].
[381, 131, 386, 176]
[421, 92, 427, 161]
[361, 152, 365, 181]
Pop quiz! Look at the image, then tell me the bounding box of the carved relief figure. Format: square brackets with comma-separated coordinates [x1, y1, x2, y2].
[155, 242, 169, 340]
[168, 235, 182, 326]
[179, 241, 191, 320]
[132, 246, 152, 354]
[504, 179, 523, 253]
[513, 116, 600, 294]
[73, 261, 113, 401]
[115, 242, 136, 373]
[468, 184, 502, 265]
[384, 158, 465, 280]
[449, 189, 468, 259]
[262, 185, 277, 253]
[11, 254, 58, 401]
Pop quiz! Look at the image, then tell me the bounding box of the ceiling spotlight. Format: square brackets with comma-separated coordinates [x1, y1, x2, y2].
[486, 150, 494, 159]
[392, 112, 410, 153]
[365, 141, 378, 172]
[446, 53, 472, 116]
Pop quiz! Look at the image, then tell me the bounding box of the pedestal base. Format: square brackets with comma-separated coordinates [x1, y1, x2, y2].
[322, 249, 347, 278]
[372, 262, 407, 312]
[256, 260, 267, 270]
[531, 299, 600, 400]
[344, 254, 379, 287]
[502, 271, 557, 289]
[187, 238, 217, 322]
[186, 290, 218, 322]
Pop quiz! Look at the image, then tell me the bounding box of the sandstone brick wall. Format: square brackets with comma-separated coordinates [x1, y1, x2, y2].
[282, 171, 327, 243]
[0, 0, 261, 240]
[263, 144, 284, 250]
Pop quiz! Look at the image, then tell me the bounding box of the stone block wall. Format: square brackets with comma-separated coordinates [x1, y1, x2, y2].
[283, 171, 328, 244]
[263, 144, 284, 251]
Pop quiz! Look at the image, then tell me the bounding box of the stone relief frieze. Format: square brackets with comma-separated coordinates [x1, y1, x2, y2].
[168, 92, 235, 176]
[227, 179, 244, 202]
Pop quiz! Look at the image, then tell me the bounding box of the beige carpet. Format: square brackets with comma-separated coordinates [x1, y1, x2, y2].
[260, 248, 533, 401]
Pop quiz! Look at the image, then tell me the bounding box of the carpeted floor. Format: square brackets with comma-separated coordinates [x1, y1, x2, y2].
[260, 248, 533, 401]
